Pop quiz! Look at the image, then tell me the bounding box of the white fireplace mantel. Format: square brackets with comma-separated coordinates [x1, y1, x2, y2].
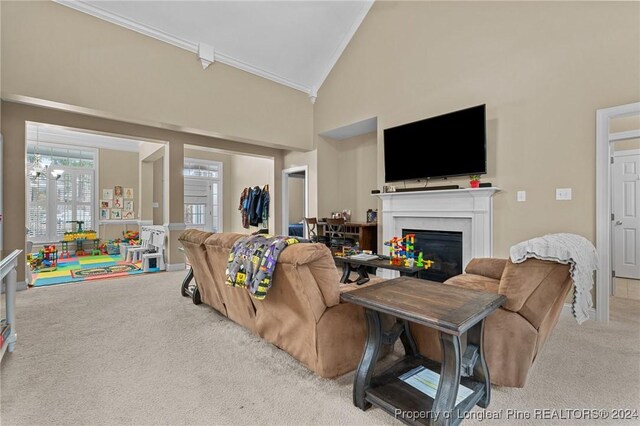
[375, 187, 500, 270]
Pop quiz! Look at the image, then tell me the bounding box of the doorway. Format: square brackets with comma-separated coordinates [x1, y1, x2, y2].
[596, 102, 640, 322]
[282, 166, 308, 238]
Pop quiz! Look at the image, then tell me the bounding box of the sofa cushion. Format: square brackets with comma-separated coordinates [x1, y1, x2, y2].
[179, 228, 213, 245]
[444, 274, 500, 293]
[464, 258, 508, 280]
[499, 259, 571, 314]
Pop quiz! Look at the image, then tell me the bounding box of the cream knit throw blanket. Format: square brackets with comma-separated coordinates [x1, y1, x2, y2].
[510, 233, 598, 324]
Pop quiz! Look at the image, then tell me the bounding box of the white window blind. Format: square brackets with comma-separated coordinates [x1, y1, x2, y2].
[26, 144, 96, 243]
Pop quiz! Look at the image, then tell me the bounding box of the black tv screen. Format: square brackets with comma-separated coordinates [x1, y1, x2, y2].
[383, 105, 486, 182]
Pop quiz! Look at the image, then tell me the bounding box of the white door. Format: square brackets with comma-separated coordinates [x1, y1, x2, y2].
[612, 151, 640, 279]
[184, 177, 213, 232]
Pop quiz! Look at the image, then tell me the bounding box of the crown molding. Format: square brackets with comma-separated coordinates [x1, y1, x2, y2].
[54, 0, 315, 98]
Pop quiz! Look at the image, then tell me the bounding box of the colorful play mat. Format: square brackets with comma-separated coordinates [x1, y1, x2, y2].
[30, 254, 146, 287]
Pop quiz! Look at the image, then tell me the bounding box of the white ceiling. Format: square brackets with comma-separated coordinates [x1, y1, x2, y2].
[56, 0, 374, 99]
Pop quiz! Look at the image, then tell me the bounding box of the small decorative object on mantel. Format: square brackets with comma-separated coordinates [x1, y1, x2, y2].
[469, 174, 481, 188]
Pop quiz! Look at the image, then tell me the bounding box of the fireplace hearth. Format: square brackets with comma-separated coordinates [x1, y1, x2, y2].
[403, 229, 463, 282]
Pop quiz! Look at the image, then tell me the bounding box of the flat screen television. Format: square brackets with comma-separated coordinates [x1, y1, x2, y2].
[383, 104, 486, 182]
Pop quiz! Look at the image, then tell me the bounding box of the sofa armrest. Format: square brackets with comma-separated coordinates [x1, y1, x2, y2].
[464, 258, 508, 280]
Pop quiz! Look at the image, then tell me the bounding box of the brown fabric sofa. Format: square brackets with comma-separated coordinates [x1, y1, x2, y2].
[411, 257, 572, 388]
[178, 229, 384, 378]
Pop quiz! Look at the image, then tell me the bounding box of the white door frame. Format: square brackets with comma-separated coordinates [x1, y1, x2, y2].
[595, 101, 640, 323]
[281, 166, 308, 238]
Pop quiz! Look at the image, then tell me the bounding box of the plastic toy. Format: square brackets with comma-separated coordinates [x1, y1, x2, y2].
[30, 245, 58, 272]
[384, 235, 435, 270]
[384, 234, 417, 266]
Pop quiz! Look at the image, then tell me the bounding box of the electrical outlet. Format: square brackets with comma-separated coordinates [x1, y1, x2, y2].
[517, 191, 526, 202]
[556, 188, 572, 201]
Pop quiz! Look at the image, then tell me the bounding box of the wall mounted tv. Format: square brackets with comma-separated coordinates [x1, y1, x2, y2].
[383, 104, 487, 182]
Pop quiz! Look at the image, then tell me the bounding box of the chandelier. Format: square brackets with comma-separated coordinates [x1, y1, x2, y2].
[29, 128, 64, 181]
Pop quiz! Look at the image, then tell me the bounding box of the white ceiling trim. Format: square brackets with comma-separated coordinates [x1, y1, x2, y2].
[54, 0, 338, 98]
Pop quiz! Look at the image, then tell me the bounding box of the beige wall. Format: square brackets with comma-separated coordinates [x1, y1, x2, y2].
[323, 132, 377, 222]
[152, 157, 164, 225]
[314, 1, 640, 256]
[98, 148, 139, 240]
[0, 1, 313, 152]
[287, 176, 305, 224]
[229, 155, 275, 233]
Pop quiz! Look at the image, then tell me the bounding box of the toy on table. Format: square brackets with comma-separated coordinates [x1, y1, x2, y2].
[384, 235, 433, 270]
[63, 229, 99, 256]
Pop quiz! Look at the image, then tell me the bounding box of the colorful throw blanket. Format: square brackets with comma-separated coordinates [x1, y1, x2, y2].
[226, 234, 303, 300]
[510, 233, 598, 324]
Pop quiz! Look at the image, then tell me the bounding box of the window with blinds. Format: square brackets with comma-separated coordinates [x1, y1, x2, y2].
[184, 158, 222, 233]
[26, 144, 96, 243]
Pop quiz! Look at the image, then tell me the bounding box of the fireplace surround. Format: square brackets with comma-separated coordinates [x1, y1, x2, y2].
[375, 187, 500, 279]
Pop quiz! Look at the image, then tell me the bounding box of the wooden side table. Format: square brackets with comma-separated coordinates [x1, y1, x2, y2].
[341, 277, 505, 426]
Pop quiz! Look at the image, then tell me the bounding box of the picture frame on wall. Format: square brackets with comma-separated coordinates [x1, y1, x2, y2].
[100, 200, 112, 209]
[124, 200, 134, 211]
[114, 186, 123, 197]
[111, 209, 122, 220]
[124, 188, 134, 199]
[100, 209, 110, 220]
[113, 197, 124, 209]
[122, 210, 135, 220]
[102, 189, 113, 200]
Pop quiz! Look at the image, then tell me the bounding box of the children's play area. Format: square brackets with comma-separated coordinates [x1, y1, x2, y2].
[27, 226, 166, 287]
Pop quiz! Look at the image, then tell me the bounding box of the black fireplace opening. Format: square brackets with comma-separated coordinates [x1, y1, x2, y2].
[402, 229, 463, 283]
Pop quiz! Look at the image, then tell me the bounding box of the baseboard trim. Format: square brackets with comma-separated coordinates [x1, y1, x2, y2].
[1, 281, 27, 293]
[164, 223, 187, 231]
[562, 303, 597, 321]
[166, 263, 186, 272]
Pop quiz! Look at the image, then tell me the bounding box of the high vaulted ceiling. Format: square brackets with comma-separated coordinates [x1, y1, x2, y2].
[56, 1, 374, 101]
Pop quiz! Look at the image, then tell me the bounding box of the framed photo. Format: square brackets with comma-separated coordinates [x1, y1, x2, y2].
[122, 210, 135, 220]
[113, 197, 124, 209]
[100, 200, 112, 209]
[124, 200, 134, 211]
[100, 209, 110, 220]
[111, 209, 122, 220]
[114, 186, 123, 197]
[124, 187, 134, 199]
[102, 189, 113, 200]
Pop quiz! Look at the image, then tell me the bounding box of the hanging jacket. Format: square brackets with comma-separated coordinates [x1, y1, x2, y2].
[248, 186, 262, 227]
[257, 184, 270, 226]
[239, 187, 250, 229]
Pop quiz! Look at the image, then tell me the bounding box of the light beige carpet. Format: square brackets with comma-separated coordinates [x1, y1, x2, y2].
[1, 271, 639, 425]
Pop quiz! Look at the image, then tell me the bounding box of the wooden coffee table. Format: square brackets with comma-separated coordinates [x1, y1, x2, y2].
[341, 276, 506, 426]
[334, 255, 422, 285]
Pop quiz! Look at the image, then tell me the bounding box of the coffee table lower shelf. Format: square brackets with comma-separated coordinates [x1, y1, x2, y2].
[364, 355, 485, 426]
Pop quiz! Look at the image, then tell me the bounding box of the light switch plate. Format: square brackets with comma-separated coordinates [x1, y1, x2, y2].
[153, 202, 160, 208]
[517, 191, 526, 202]
[556, 188, 572, 201]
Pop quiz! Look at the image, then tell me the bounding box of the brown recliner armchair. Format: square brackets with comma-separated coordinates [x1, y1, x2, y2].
[410, 257, 572, 388]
